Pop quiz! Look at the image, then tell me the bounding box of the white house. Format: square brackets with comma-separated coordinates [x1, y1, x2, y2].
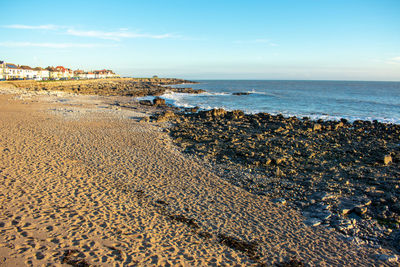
[33, 67, 50, 80]
[0, 61, 5, 80]
[19, 66, 36, 79]
[86, 72, 96, 79]
[5, 63, 23, 79]
[0, 61, 119, 80]
[93, 69, 118, 79]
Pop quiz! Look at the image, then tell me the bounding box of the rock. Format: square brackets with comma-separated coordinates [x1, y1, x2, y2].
[271, 198, 286, 205]
[384, 155, 392, 165]
[227, 110, 244, 119]
[232, 92, 251, 96]
[358, 198, 372, 207]
[139, 100, 153, 106]
[154, 111, 176, 122]
[310, 192, 335, 201]
[354, 206, 367, 215]
[200, 108, 227, 118]
[163, 111, 175, 118]
[333, 219, 354, 231]
[153, 97, 166, 106]
[187, 107, 199, 113]
[316, 211, 332, 220]
[313, 124, 322, 131]
[304, 218, 322, 226]
[348, 213, 363, 221]
[338, 198, 361, 215]
[275, 167, 284, 177]
[334, 121, 344, 130]
[140, 117, 150, 123]
[377, 254, 398, 263]
[210, 108, 227, 117]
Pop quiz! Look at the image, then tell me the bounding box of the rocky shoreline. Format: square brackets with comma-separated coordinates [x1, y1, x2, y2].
[1, 78, 204, 97]
[1, 80, 399, 264]
[2, 78, 399, 261]
[149, 107, 400, 256]
[1, 91, 394, 266]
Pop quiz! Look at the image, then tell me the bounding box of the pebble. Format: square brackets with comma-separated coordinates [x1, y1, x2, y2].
[271, 198, 287, 205]
[304, 218, 322, 227]
[384, 155, 393, 165]
[316, 211, 332, 220]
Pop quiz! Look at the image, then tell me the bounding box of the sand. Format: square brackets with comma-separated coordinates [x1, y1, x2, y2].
[0, 86, 396, 266]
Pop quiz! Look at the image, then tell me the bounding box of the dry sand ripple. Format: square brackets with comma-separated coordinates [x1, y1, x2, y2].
[0, 91, 396, 266]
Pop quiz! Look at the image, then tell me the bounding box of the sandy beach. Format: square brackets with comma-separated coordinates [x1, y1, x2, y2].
[0, 84, 397, 266]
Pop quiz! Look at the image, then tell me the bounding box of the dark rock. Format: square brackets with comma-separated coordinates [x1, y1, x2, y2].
[271, 198, 287, 205]
[232, 92, 251, 96]
[153, 97, 166, 106]
[310, 192, 335, 201]
[154, 111, 176, 122]
[139, 100, 153, 106]
[354, 206, 368, 215]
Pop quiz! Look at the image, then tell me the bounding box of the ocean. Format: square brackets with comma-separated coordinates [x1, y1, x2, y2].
[155, 80, 400, 124]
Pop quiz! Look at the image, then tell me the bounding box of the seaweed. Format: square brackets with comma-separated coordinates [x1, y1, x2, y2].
[217, 234, 260, 260]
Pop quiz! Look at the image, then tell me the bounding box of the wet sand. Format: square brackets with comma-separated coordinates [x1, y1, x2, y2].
[0, 87, 396, 266]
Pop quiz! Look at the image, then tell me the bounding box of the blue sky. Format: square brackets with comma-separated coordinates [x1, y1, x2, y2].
[1, 0, 399, 80]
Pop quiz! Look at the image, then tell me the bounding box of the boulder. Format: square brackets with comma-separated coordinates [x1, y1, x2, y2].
[139, 100, 153, 106]
[153, 97, 166, 106]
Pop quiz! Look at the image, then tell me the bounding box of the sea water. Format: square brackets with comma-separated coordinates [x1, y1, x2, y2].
[157, 80, 400, 124]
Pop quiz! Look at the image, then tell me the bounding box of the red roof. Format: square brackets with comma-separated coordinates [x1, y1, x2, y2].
[56, 66, 72, 73]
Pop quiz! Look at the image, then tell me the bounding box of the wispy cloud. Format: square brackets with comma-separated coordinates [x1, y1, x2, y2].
[3, 24, 175, 41]
[234, 39, 278, 46]
[4, 24, 60, 30]
[66, 29, 173, 41]
[386, 56, 400, 65]
[0, 42, 114, 49]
